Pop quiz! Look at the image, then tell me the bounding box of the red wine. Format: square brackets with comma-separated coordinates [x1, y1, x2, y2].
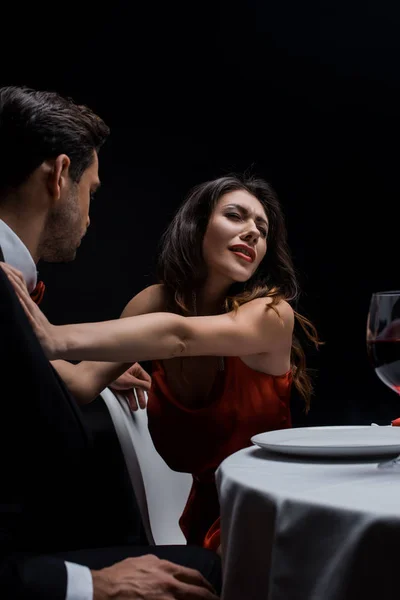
[367, 339, 400, 394]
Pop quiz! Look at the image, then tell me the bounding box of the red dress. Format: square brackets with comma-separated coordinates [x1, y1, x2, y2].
[147, 356, 292, 551]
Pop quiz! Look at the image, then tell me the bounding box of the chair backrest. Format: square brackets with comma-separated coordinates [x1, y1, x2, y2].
[100, 387, 192, 545]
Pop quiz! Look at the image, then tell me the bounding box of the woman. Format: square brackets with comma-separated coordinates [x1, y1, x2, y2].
[3, 174, 320, 554]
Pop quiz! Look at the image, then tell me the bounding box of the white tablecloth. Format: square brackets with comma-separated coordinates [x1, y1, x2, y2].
[216, 446, 400, 600]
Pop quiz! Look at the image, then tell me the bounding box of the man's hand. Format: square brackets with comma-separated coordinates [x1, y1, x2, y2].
[92, 554, 219, 599]
[110, 362, 151, 410]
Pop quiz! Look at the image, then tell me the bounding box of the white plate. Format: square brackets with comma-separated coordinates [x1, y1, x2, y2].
[251, 426, 400, 457]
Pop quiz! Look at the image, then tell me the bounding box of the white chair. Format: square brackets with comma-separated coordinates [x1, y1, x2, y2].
[100, 387, 192, 545]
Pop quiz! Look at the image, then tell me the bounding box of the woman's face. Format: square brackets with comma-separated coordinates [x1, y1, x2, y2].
[202, 189, 268, 284]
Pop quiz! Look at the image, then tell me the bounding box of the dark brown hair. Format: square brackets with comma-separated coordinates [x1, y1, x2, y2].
[0, 85, 110, 200]
[158, 174, 320, 411]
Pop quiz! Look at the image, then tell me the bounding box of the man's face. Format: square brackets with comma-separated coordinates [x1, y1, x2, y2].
[39, 152, 100, 262]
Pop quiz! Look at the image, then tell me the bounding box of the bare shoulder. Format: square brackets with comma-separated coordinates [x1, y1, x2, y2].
[120, 283, 167, 318]
[265, 297, 294, 328]
[236, 297, 294, 340]
[239, 297, 294, 321]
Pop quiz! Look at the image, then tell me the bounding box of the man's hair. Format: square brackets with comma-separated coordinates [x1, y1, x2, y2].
[0, 85, 110, 199]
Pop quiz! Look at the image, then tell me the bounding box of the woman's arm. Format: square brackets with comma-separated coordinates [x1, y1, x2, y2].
[50, 285, 166, 403]
[50, 359, 132, 404]
[1, 262, 293, 363]
[56, 297, 294, 362]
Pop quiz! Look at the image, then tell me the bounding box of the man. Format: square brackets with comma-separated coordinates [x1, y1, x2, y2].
[0, 85, 220, 599]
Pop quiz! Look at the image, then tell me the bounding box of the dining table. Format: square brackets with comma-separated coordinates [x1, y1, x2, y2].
[216, 425, 400, 600]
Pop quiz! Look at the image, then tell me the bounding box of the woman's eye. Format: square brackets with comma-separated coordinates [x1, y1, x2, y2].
[226, 212, 241, 220]
[259, 227, 267, 237]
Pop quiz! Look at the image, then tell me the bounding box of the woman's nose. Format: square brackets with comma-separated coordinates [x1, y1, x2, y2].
[240, 225, 259, 244]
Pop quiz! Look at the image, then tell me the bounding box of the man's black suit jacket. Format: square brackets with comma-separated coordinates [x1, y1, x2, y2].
[0, 249, 223, 600]
[0, 259, 151, 599]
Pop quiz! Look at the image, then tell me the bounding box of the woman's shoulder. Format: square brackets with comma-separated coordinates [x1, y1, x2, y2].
[240, 296, 294, 326]
[238, 297, 294, 364]
[120, 283, 168, 317]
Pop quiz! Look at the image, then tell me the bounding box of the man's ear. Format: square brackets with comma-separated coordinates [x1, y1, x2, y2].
[44, 154, 71, 203]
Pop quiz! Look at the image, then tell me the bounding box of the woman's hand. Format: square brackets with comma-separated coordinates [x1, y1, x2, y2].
[110, 362, 152, 410]
[0, 262, 62, 359]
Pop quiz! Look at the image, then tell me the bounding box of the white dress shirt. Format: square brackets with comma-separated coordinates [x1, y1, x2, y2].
[0, 218, 94, 600]
[0, 219, 37, 292]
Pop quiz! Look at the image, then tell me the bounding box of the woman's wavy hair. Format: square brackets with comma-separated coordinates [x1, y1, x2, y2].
[157, 174, 320, 411]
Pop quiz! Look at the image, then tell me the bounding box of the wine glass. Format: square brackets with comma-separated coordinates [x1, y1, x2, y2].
[367, 291, 400, 468]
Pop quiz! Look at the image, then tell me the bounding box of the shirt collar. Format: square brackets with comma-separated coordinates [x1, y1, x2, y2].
[0, 219, 38, 293]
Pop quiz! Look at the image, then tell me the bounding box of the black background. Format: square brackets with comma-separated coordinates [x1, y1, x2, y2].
[2, 0, 400, 426]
